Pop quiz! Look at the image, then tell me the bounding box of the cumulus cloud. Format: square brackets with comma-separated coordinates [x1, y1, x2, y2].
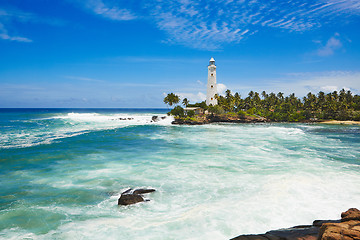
[217, 83, 228, 96]
[265, 71, 360, 96]
[316, 33, 343, 56]
[176, 92, 206, 103]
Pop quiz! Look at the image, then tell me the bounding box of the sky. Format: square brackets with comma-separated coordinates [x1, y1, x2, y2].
[0, 0, 360, 108]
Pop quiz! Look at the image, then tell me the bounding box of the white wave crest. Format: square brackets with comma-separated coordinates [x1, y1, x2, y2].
[1, 113, 174, 149]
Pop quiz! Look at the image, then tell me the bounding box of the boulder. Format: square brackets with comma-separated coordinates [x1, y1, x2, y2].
[266, 225, 319, 240]
[319, 208, 360, 240]
[152, 116, 159, 122]
[118, 194, 144, 205]
[319, 221, 360, 240]
[231, 208, 360, 240]
[117, 188, 156, 206]
[341, 208, 360, 222]
[133, 188, 156, 195]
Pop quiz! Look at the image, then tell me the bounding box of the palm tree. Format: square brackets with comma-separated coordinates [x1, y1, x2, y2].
[182, 98, 189, 107]
[163, 93, 180, 108]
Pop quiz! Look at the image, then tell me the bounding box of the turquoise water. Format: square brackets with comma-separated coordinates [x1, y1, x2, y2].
[1, 109, 360, 240]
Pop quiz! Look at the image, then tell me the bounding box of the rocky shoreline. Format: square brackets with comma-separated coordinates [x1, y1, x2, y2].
[231, 208, 360, 240]
[170, 115, 360, 125]
[171, 114, 270, 125]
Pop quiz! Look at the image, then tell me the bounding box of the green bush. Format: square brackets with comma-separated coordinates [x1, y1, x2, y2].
[208, 105, 224, 115]
[237, 110, 246, 119]
[187, 110, 195, 117]
[169, 106, 184, 117]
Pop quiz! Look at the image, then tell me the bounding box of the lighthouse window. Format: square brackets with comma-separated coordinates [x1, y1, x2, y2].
[211, 98, 213, 100]
[211, 73, 214, 76]
[211, 85, 213, 88]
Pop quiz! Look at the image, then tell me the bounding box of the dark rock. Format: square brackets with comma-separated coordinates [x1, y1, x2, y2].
[313, 220, 341, 227]
[133, 189, 156, 195]
[341, 208, 360, 222]
[161, 116, 166, 120]
[266, 226, 319, 240]
[231, 209, 360, 240]
[230, 234, 280, 240]
[121, 188, 132, 195]
[152, 116, 159, 122]
[117, 188, 156, 206]
[118, 194, 144, 205]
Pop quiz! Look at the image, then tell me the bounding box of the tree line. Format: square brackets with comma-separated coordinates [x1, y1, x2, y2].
[164, 89, 360, 122]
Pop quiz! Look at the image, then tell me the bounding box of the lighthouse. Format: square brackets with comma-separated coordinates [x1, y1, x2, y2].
[206, 57, 218, 106]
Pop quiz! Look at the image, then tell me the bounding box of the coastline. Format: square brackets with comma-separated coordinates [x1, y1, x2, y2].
[231, 208, 360, 240]
[171, 114, 270, 125]
[170, 114, 360, 125]
[319, 120, 360, 125]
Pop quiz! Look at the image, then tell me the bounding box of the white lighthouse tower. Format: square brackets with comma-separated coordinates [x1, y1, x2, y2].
[206, 57, 218, 106]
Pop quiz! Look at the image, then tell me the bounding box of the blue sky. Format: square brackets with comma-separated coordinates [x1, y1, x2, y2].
[0, 0, 360, 108]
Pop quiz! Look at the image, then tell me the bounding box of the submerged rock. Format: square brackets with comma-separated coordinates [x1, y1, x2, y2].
[118, 194, 144, 205]
[133, 189, 156, 195]
[117, 188, 156, 206]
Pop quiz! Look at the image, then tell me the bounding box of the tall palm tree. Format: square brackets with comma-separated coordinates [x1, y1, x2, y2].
[164, 93, 180, 108]
[182, 98, 189, 107]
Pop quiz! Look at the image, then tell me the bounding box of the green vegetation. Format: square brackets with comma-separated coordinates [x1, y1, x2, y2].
[215, 89, 360, 122]
[164, 89, 360, 122]
[163, 93, 180, 108]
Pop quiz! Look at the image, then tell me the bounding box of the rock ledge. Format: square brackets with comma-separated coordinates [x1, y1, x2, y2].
[231, 208, 360, 240]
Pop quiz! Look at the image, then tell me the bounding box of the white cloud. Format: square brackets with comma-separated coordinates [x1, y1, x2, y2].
[316, 34, 343, 56]
[0, 7, 65, 43]
[176, 92, 206, 103]
[217, 83, 228, 96]
[64, 76, 104, 82]
[226, 71, 360, 98]
[0, 22, 32, 42]
[76, 0, 360, 49]
[268, 71, 360, 96]
[320, 85, 339, 92]
[197, 80, 204, 85]
[83, 0, 136, 20]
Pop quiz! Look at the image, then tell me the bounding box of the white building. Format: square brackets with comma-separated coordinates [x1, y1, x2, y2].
[206, 57, 218, 106]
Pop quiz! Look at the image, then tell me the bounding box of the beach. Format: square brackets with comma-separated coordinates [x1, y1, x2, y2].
[320, 120, 360, 125]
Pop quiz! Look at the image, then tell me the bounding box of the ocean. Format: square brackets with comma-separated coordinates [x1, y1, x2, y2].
[0, 108, 359, 240]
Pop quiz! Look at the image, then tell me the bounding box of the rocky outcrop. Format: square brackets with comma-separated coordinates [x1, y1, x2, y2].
[117, 118, 134, 120]
[117, 188, 156, 206]
[231, 208, 360, 240]
[152, 116, 159, 122]
[341, 208, 360, 222]
[319, 208, 360, 240]
[231, 224, 326, 240]
[118, 194, 144, 205]
[172, 114, 269, 125]
[133, 189, 156, 195]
